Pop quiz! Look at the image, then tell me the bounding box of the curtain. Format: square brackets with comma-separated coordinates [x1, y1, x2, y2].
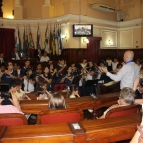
[0, 28, 15, 61]
[87, 37, 102, 65]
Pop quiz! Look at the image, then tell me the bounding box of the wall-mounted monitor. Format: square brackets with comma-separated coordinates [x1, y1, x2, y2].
[73, 24, 93, 37]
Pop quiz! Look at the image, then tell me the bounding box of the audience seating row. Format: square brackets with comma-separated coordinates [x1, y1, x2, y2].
[0, 114, 141, 143]
[0, 104, 141, 126]
[20, 92, 119, 114]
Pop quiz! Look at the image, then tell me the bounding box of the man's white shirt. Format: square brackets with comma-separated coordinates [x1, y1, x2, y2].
[106, 62, 140, 89]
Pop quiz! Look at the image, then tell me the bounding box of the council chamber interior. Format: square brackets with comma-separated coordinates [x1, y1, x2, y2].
[0, 0, 143, 143]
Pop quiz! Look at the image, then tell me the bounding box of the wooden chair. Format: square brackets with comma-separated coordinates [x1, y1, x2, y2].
[37, 108, 83, 124]
[0, 113, 28, 126]
[105, 104, 141, 118]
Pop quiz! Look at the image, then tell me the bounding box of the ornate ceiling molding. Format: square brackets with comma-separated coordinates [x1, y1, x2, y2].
[121, 0, 135, 6]
[94, 0, 117, 6]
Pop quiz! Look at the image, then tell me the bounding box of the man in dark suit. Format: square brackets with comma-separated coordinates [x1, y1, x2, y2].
[11, 47, 22, 60]
[0, 53, 7, 66]
[34, 47, 44, 61]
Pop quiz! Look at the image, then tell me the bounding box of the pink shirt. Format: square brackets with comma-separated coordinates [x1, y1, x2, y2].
[0, 105, 24, 114]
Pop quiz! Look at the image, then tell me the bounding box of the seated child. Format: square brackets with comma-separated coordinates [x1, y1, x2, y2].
[39, 66, 52, 91]
[54, 67, 74, 91]
[14, 78, 30, 100]
[48, 92, 67, 110]
[23, 68, 35, 92]
[36, 79, 51, 99]
[0, 87, 23, 114]
[36, 87, 48, 100]
[68, 84, 80, 98]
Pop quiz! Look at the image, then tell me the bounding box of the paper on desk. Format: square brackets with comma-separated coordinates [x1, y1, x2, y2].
[103, 81, 116, 86]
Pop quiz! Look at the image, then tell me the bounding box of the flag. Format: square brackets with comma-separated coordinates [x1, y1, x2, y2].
[49, 29, 53, 54]
[52, 28, 56, 55]
[23, 27, 26, 52]
[25, 26, 29, 50]
[28, 26, 35, 56]
[16, 27, 21, 51]
[44, 26, 49, 53]
[36, 26, 41, 49]
[58, 27, 63, 55]
[55, 28, 59, 55]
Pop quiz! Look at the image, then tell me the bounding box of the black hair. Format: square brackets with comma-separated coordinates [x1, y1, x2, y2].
[36, 79, 48, 90]
[82, 57, 87, 60]
[1, 99, 13, 106]
[14, 78, 23, 86]
[9, 79, 18, 89]
[67, 84, 79, 97]
[140, 67, 143, 71]
[59, 58, 64, 61]
[70, 61, 76, 65]
[37, 63, 42, 66]
[6, 61, 13, 68]
[117, 63, 122, 68]
[25, 60, 30, 63]
[36, 87, 46, 97]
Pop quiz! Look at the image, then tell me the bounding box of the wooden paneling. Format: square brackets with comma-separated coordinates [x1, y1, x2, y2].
[99, 49, 143, 63]
[117, 49, 143, 62]
[100, 49, 117, 61]
[62, 49, 87, 64]
[51, 48, 143, 65]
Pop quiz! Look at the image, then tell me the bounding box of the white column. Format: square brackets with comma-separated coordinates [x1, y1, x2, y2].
[44, 0, 51, 6]
[15, 0, 21, 6]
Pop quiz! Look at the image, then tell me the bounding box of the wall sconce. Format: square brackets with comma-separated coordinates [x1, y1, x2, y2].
[62, 33, 67, 42]
[108, 40, 113, 45]
[83, 38, 89, 44]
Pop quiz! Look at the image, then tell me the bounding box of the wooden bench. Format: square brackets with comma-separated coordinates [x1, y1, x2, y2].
[20, 92, 119, 114]
[0, 114, 141, 143]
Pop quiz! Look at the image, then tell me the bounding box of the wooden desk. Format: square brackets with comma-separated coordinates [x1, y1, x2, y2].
[0, 126, 7, 140]
[0, 114, 141, 143]
[95, 92, 119, 109]
[20, 92, 119, 114]
[1, 123, 73, 143]
[20, 96, 101, 114]
[101, 81, 120, 94]
[81, 114, 141, 143]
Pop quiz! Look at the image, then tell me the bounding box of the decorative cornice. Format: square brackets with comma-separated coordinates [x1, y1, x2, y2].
[94, 0, 117, 6]
[121, 0, 135, 6]
[0, 14, 142, 29]
[117, 18, 142, 26]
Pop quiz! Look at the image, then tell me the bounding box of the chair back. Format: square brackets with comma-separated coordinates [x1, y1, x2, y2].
[0, 113, 27, 126]
[37, 108, 83, 124]
[105, 104, 141, 118]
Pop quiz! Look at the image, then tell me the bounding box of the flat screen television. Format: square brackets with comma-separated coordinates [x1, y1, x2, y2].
[73, 24, 93, 37]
